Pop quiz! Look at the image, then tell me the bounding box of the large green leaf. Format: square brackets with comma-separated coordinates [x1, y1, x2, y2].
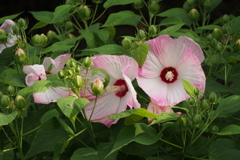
[181, 79, 197, 98]
[29, 11, 54, 23]
[0, 111, 18, 126]
[103, 0, 136, 8]
[150, 112, 180, 125]
[51, 5, 73, 23]
[82, 44, 124, 55]
[0, 13, 22, 24]
[130, 42, 149, 68]
[159, 23, 185, 36]
[102, 11, 141, 27]
[217, 125, 240, 135]
[158, 8, 187, 17]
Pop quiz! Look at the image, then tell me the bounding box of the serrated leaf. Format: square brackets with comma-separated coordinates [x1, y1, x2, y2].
[130, 42, 149, 67]
[83, 44, 124, 55]
[103, 0, 136, 8]
[181, 79, 197, 98]
[217, 125, 240, 135]
[102, 11, 141, 27]
[0, 111, 18, 126]
[150, 112, 180, 125]
[30, 11, 54, 23]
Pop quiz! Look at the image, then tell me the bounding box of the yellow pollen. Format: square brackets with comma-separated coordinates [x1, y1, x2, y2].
[165, 71, 174, 81]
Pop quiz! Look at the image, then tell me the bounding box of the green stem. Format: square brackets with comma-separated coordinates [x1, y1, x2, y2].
[22, 125, 41, 136]
[159, 138, 183, 149]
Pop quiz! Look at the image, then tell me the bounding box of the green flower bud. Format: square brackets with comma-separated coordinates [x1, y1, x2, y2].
[91, 78, 104, 96]
[194, 88, 200, 98]
[148, 25, 158, 37]
[47, 30, 58, 43]
[133, 0, 144, 9]
[65, 0, 74, 5]
[7, 85, 15, 96]
[201, 99, 210, 110]
[78, 5, 92, 20]
[188, 97, 196, 106]
[208, 91, 218, 104]
[15, 48, 27, 64]
[12, 25, 20, 35]
[188, 8, 200, 22]
[149, 0, 160, 14]
[69, 60, 76, 68]
[121, 38, 132, 50]
[0, 29, 8, 42]
[222, 14, 230, 23]
[212, 28, 222, 40]
[72, 75, 84, 89]
[186, 0, 195, 7]
[206, 33, 213, 41]
[193, 114, 202, 125]
[136, 29, 146, 40]
[66, 33, 75, 39]
[177, 116, 188, 128]
[203, 0, 214, 12]
[66, 69, 74, 78]
[75, 65, 82, 74]
[183, 0, 195, 11]
[14, 95, 26, 110]
[92, 0, 103, 3]
[233, 39, 240, 52]
[17, 18, 28, 30]
[31, 34, 48, 47]
[210, 125, 219, 133]
[83, 57, 93, 69]
[65, 21, 74, 32]
[1, 95, 11, 108]
[58, 70, 66, 80]
[215, 42, 223, 52]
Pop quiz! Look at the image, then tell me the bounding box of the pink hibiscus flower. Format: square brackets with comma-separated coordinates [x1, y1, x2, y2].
[0, 20, 18, 53]
[23, 54, 72, 104]
[83, 55, 140, 127]
[137, 34, 206, 107]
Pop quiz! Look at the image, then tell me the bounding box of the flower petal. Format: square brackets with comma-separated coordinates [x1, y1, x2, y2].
[23, 65, 46, 86]
[0, 20, 15, 32]
[33, 87, 72, 104]
[25, 73, 40, 86]
[43, 54, 71, 74]
[92, 55, 138, 80]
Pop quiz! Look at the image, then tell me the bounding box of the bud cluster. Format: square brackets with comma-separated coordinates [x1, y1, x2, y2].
[31, 34, 48, 47]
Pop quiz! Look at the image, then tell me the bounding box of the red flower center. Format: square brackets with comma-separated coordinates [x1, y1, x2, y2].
[160, 67, 178, 83]
[113, 79, 128, 98]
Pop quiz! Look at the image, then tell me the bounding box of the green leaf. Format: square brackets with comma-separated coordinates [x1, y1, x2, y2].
[83, 44, 124, 55]
[0, 12, 22, 24]
[181, 79, 197, 98]
[159, 23, 185, 35]
[130, 43, 149, 67]
[29, 21, 48, 33]
[159, 16, 184, 26]
[51, 5, 74, 23]
[103, 0, 136, 8]
[158, 8, 187, 17]
[30, 11, 54, 23]
[102, 11, 141, 27]
[71, 148, 98, 160]
[150, 112, 180, 125]
[57, 96, 89, 126]
[6, 73, 26, 87]
[43, 36, 81, 53]
[0, 111, 18, 126]
[217, 125, 240, 135]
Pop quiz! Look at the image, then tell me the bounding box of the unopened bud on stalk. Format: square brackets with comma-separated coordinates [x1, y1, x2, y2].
[148, 25, 158, 37]
[78, 5, 91, 20]
[177, 116, 188, 128]
[65, 0, 74, 5]
[121, 38, 132, 50]
[17, 18, 28, 30]
[194, 88, 200, 98]
[188, 8, 200, 22]
[66, 69, 74, 78]
[206, 33, 213, 41]
[69, 60, 76, 68]
[15, 95, 26, 110]
[65, 21, 74, 32]
[212, 28, 222, 40]
[201, 99, 210, 110]
[12, 25, 20, 35]
[83, 57, 93, 69]
[222, 14, 230, 23]
[15, 48, 27, 64]
[233, 39, 240, 52]
[92, 0, 103, 4]
[58, 70, 66, 80]
[136, 29, 146, 40]
[1, 95, 11, 108]
[31, 34, 48, 47]
[193, 114, 202, 125]
[208, 91, 218, 104]
[7, 85, 15, 96]
[133, 0, 144, 9]
[183, 0, 195, 11]
[75, 65, 82, 74]
[72, 75, 84, 89]
[203, 0, 214, 12]
[91, 78, 104, 96]
[210, 125, 219, 133]
[47, 30, 58, 43]
[149, 0, 160, 14]
[66, 33, 75, 39]
[188, 97, 196, 106]
[215, 42, 223, 52]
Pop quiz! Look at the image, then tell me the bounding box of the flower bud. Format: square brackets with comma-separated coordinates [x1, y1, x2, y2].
[31, 34, 48, 47]
[12, 25, 20, 35]
[66, 69, 74, 78]
[210, 125, 219, 133]
[92, 0, 103, 3]
[66, 33, 75, 39]
[15, 48, 27, 64]
[212, 28, 222, 40]
[201, 99, 210, 110]
[0, 29, 8, 42]
[149, 0, 160, 14]
[1, 95, 11, 108]
[72, 75, 84, 89]
[136, 29, 146, 40]
[233, 39, 240, 52]
[17, 18, 28, 30]
[203, 0, 214, 12]
[177, 116, 188, 128]
[183, 0, 195, 11]
[91, 78, 104, 96]
[7, 85, 15, 96]
[208, 91, 218, 104]
[65, 0, 74, 5]
[58, 70, 66, 80]
[222, 14, 230, 23]
[215, 42, 223, 52]
[14, 95, 26, 110]
[188, 97, 196, 106]
[78, 5, 92, 20]
[69, 60, 76, 68]
[47, 30, 58, 43]
[194, 88, 200, 98]
[83, 57, 93, 69]
[148, 25, 158, 37]
[121, 38, 132, 50]
[75, 65, 82, 74]
[65, 21, 74, 32]
[193, 114, 202, 125]
[206, 33, 213, 41]
[133, 0, 144, 9]
[188, 8, 200, 22]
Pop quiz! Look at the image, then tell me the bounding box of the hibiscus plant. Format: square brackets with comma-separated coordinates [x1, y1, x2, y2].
[1, 0, 240, 160]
